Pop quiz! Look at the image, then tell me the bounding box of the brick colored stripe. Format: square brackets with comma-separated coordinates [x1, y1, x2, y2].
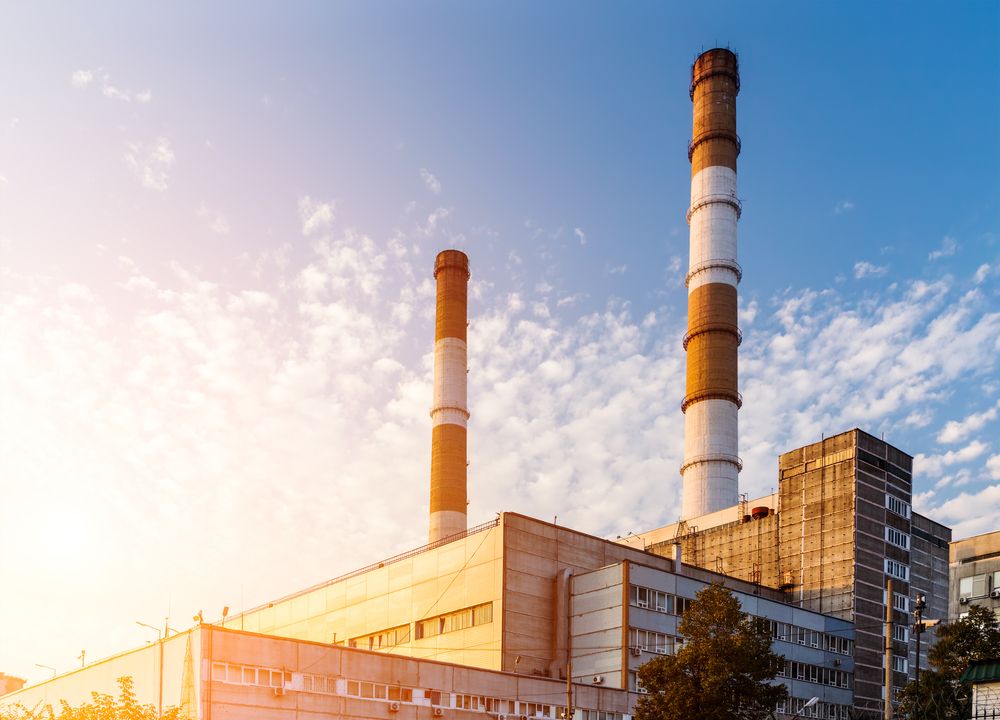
[430, 423, 467, 514]
[690, 48, 739, 175]
[434, 250, 469, 342]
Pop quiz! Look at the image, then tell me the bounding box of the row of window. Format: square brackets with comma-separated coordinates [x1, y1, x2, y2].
[958, 571, 1000, 599]
[416, 602, 493, 639]
[777, 661, 852, 689]
[885, 494, 911, 519]
[757, 619, 854, 656]
[885, 527, 910, 550]
[885, 558, 910, 582]
[776, 697, 853, 720]
[628, 628, 676, 655]
[349, 623, 411, 651]
[628, 586, 691, 615]
[211, 663, 292, 688]
[211, 662, 615, 719]
[630, 585, 853, 656]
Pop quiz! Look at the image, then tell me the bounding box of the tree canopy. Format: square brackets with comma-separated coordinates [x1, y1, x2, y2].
[896, 604, 1000, 720]
[635, 583, 788, 720]
[0, 676, 184, 720]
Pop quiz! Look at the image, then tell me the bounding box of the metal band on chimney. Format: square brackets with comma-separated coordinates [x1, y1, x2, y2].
[681, 48, 742, 520]
[429, 250, 470, 543]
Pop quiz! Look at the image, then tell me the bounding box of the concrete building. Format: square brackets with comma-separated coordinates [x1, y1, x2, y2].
[2, 513, 855, 720]
[0, 623, 630, 720]
[623, 429, 952, 714]
[950, 529, 1000, 621]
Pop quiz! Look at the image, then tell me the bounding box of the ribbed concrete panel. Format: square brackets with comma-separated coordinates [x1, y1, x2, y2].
[681, 48, 741, 519]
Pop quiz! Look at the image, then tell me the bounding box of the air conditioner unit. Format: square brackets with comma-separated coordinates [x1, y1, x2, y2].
[991, 589, 1000, 599]
[389, 702, 401, 712]
[273, 687, 285, 697]
[630, 646, 643, 656]
[592, 675, 605, 685]
[960, 596, 970, 605]
[433, 709, 444, 717]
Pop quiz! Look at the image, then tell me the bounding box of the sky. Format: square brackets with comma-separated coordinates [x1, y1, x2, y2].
[1, 0, 999, 685]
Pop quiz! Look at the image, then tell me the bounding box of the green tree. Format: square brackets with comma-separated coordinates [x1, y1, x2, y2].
[635, 583, 788, 720]
[896, 604, 1000, 720]
[0, 676, 184, 720]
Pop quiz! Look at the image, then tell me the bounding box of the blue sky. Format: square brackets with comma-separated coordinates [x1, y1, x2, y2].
[0, 1, 998, 684]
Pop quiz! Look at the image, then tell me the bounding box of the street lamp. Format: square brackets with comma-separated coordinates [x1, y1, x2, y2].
[912, 594, 927, 685]
[136, 620, 164, 718]
[136, 620, 162, 642]
[770, 695, 819, 720]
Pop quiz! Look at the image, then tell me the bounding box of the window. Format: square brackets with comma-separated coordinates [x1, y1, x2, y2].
[893, 625, 910, 643]
[415, 602, 493, 639]
[350, 624, 410, 651]
[883, 590, 910, 612]
[959, 574, 988, 598]
[885, 558, 910, 581]
[629, 628, 675, 655]
[885, 527, 910, 550]
[630, 585, 675, 614]
[892, 656, 908, 673]
[886, 494, 911, 519]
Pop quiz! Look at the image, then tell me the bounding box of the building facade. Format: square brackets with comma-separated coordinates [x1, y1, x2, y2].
[623, 429, 952, 714]
[2, 513, 857, 719]
[950, 529, 1000, 621]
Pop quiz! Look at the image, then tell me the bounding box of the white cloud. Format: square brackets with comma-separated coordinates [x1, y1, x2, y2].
[123, 137, 175, 191]
[574, 228, 587, 246]
[929, 235, 958, 261]
[833, 200, 855, 214]
[298, 196, 335, 236]
[937, 400, 1000, 443]
[609, 264, 627, 275]
[419, 208, 450, 237]
[974, 264, 992, 284]
[987, 454, 1000, 481]
[853, 261, 888, 279]
[71, 69, 94, 88]
[420, 169, 441, 195]
[199, 205, 231, 235]
[72, 68, 151, 104]
[914, 440, 989, 477]
[2, 203, 1000, 680]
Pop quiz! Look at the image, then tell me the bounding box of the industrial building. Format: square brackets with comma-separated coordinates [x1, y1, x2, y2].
[0, 47, 963, 720]
[622, 430, 952, 714]
[0, 513, 857, 720]
[950, 529, 1000, 621]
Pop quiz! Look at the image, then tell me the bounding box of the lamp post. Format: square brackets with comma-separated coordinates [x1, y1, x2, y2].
[137, 620, 164, 718]
[912, 594, 926, 686]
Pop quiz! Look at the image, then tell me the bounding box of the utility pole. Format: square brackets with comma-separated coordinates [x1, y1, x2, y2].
[565, 660, 572, 720]
[912, 593, 926, 686]
[884, 578, 894, 720]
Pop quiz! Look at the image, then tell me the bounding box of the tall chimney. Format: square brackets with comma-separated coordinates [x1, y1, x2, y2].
[429, 249, 470, 542]
[680, 48, 742, 519]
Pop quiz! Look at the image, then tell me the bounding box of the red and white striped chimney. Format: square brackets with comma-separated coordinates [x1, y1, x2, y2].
[429, 250, 470, 542]
[680, 48, 743, 519]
